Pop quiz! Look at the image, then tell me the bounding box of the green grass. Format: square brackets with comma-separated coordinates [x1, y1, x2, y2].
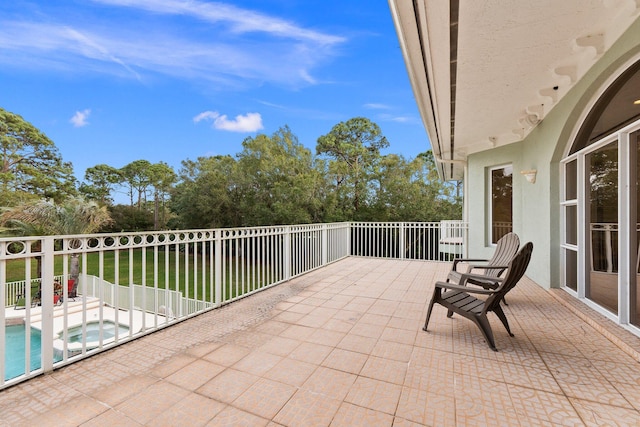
[5, 248, 278, 302]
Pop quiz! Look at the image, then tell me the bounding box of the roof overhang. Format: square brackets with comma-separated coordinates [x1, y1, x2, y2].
[389, 0, 640, 180]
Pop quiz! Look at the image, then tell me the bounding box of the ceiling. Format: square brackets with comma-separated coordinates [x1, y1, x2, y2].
[389, 0, 640, 180]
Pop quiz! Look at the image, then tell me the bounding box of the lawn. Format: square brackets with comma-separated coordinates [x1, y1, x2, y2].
[5, 247, 278, 302]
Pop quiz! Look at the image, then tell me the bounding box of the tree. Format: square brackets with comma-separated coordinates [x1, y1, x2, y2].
[148, 162, 176, 230]
[414, 151, 463, 220]
[369, 153, 414, 221]
[236, 126, 322, 225]
[0, 107, 76, 206]
[0, 197, 112, 294]
[171, 126, 325, 228]
[120, 160, 153, 208]
[317, 117, 389, 219]
[103, 204, 154, 232]
[79, 164, 123, 205]
[170, 155, 241, 229]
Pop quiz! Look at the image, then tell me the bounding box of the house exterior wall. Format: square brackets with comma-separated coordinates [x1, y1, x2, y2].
[465, 17, 640, 289]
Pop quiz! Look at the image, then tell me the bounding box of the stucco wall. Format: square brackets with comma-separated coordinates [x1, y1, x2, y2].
[466, 138, 555, 288]
[465, 16, 640, 289]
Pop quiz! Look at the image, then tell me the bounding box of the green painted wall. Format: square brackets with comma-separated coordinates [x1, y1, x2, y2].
[466, 16, 640, 289]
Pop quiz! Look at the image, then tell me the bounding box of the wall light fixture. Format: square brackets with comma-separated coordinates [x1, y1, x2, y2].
[521, 169, 537, 183]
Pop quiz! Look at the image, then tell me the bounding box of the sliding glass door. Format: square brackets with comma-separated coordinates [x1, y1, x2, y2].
[562, 125, 640, 327]
[586, 141, 618, 315]
[561, 58, 640, 332]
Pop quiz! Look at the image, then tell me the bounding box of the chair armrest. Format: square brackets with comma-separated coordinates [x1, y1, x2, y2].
[435, 280, 496, 295]
[466, 264, 508, 272]
[458, 272, 504, 287]
[452, 258, 489, 271]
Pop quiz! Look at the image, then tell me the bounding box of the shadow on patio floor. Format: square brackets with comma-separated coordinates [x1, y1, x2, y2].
[2, 257, 640, 426]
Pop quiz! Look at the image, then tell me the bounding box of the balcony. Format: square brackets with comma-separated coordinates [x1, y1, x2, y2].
[2, 222, 640, 425]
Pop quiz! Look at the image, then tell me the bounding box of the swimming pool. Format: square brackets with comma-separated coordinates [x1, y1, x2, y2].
[4, 325, 62, 381]
[61, 320, 129, 344]
[4, 321, 129, 381]
[53, 320, 131, 358]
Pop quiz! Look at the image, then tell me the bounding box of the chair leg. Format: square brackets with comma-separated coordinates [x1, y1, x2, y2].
[14, 295, 26, 310]
[493, 306, 514, 337]
[423, 291, 439, 332]
[475, 315, 497, 351]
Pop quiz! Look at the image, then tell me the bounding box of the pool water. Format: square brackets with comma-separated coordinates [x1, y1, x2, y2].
[4, 325, 61, 381]
[4, 321, 128, 381]
[63, 321, 129, 344]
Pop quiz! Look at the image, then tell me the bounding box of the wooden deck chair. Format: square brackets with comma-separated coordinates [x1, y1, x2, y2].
[423, 242, 533, 351]
[14, 282, 41, 309]
[14, 295, 27, 310]
[447, 232, 520, 301]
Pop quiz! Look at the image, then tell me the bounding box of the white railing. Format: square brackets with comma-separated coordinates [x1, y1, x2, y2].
[439, 220, 466, 258]
[5, 280, 27, 307]
[81, 275, 186, 318]
[4, 275, 70, 307]
[588, 222, 640, 273]
[0, 221, 464, 389]
[591, 223, 618, 273]
[351, 221, 468, 260]
[492, 221, 513, 244]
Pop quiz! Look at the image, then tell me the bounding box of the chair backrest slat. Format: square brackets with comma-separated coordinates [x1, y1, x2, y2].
[483, 232, 520, 278]
[485, 242, 533, 311]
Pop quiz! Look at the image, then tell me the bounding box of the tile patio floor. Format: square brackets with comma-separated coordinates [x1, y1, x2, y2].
[2, 257, 640, 426]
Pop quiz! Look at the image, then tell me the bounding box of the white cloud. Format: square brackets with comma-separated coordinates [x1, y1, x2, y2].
[390, 116, 411, 123]
[194, 111, 263, 133]
[298, 69, 317, 85]
[70, 109, 91, 127]
[0, 1, 346, 88]
[257, 100, 286, 109]
[193, 111, 220, 123]
[91, 0, 345, 45]
[364, 103, 391, 110]
[64, 26, 141, 80]
[377, 112, 415, 124]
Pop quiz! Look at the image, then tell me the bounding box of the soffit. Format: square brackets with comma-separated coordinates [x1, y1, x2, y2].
[389, 0, 640, 180]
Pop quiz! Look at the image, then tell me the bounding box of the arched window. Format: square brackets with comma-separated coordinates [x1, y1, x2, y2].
[561, 58, 640, 331]
[570, 59, 640, 154]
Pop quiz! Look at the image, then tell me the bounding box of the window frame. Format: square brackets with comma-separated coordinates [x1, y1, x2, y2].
[487, 163, 513, 245]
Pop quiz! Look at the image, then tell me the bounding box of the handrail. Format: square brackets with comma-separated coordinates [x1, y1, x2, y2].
[0, 221, 466, 389]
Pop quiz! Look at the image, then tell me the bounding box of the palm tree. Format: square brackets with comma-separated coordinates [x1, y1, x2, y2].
[1, 197, 112, 295]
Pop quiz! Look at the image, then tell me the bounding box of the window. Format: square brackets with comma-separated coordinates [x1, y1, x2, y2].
[562, 58, 640, 327]
[561, 158, 578, 291]
[489, 165, 513, 244]
[587, 141, 619, 314]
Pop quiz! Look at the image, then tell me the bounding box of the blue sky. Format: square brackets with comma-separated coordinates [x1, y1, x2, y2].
[0, 0, 429, 183]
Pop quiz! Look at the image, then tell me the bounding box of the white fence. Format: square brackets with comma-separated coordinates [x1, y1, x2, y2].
[0, 221, 465, 389]
[82, 275, 189, 317]
[4, 275, 70, 307]
[492, 221, 513, 244]
[351, 221, 468, 260]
